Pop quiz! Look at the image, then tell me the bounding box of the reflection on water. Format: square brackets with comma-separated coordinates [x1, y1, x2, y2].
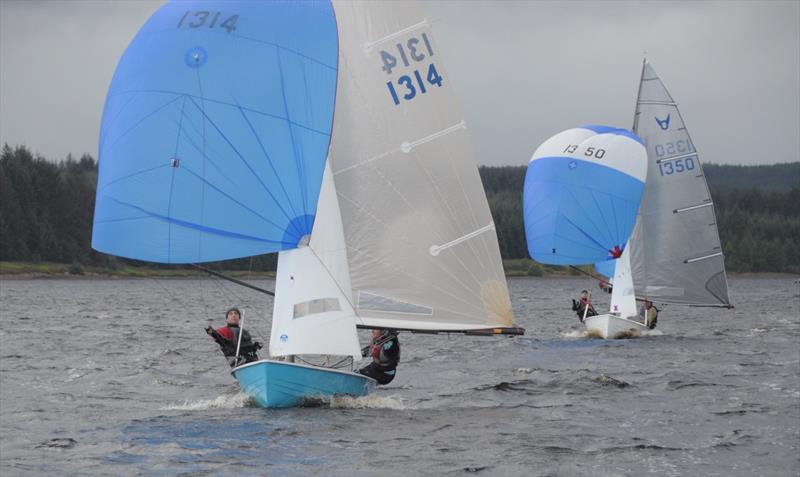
[0, 276, 798, 476]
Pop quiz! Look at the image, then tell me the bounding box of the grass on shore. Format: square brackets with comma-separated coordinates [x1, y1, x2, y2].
[0, 261, 276, 278]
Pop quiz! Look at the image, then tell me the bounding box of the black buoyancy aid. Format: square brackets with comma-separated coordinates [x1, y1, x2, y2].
[375, 334, 400, 371]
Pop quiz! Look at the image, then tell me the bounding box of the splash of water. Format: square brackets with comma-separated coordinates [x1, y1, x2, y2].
[560, 329, 605, 339]
[326, 394, 410, 410]
[160, 393, 252, 411]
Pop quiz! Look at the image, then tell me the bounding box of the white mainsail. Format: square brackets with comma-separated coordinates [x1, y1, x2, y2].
[629, 60, 731, 306]
[328, 1, 515, 332]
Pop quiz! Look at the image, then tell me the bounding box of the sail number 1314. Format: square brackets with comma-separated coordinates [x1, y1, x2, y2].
[379, 33, 444, 106]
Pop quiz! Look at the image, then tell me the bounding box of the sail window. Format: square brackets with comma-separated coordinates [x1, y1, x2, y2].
[293, 298, 341, 319]
[357, 291, 433, 315]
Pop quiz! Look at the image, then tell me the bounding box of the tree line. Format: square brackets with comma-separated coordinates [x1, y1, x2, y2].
[1, 144, 798, 273]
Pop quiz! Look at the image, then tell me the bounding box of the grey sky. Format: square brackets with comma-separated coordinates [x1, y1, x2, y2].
[1, 0, 798, 166]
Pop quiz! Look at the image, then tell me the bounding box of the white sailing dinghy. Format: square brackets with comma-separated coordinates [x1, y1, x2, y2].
[585, 59, 733, 338]
[92, 0, 521, 408]
[523, 126, 649, 338]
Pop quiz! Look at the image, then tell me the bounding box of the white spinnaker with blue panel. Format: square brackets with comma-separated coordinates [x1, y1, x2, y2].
[523, 126, 648, 266]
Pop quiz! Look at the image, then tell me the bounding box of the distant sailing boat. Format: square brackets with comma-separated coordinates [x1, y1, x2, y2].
[92, 0, 521, 408]
[586, 60, 733, 338]
[523, 126, 648, 337]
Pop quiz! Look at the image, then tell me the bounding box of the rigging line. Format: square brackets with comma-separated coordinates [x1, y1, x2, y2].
[185, 98, 301, 236]
[307, 245, 357, 312]
[569, 265, 607, 282]
[167, 96, 188, 263]
[189, 28, 337, 70]
[235, 102, 303, 232]
[275, 48, 310, 220]
[206, 275, 270, 343]
[102, 93, 184, 158]
[563, 186, 614, 249]
[99, 91, 139, 153]
[149, 275, 193, 316]
[193, 264, 275, 296]
[562, 215, 611, 254]
[112, 88, 333, 137]
[587, 188, 615, 249]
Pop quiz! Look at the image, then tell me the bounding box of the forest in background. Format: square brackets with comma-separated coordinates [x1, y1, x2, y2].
[1, 144, 798, 274]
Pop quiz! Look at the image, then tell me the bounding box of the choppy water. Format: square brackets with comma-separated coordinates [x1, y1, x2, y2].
[1, 276, 798, 476]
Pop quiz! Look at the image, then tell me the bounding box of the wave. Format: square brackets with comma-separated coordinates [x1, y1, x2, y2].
[326, 394, 410, 410]
[160, 393, 252, 411]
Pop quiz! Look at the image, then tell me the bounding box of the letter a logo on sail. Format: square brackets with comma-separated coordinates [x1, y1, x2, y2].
[655, 113, 671, 130]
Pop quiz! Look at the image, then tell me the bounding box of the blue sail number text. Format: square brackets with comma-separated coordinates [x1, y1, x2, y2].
[177, 11, 238, 32]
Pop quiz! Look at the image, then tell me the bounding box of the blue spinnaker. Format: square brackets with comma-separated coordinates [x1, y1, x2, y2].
[92, 1, 338, 263]
[523, 126, 647, 265]
[595, 259, 616, 279]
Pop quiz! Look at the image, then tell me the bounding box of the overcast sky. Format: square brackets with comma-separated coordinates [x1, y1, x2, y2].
[1, 0, 798, 166]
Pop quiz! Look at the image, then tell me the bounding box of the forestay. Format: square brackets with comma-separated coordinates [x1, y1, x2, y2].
[629, 60, 731, 306]
[524, 126, 647, 265]
[92, 1, 338, 263]
[327, 1, 516, 332]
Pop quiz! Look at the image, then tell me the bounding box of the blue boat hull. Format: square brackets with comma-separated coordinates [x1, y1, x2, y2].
[231, 359, 376, 408]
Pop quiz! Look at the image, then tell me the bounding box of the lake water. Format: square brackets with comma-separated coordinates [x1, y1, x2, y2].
[1, 276, 798, 476]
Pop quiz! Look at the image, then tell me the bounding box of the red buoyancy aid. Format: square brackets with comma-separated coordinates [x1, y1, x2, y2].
[216, 326, 234, 341]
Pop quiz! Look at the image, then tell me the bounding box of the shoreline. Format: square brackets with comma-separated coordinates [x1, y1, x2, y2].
[1, 262, 796, 280]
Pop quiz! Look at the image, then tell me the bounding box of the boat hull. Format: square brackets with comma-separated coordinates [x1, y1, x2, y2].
[584, 313, 650, 339]
[231, 359, 376, 408]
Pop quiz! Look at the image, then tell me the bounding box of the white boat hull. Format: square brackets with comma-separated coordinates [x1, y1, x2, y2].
[584, 313, 650, 339]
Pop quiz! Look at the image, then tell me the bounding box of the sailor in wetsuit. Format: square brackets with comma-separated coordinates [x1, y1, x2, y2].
[205, 307, 262, 367]
[358, 329, 400, 385]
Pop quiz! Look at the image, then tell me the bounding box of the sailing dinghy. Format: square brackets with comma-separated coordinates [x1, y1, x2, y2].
[523, 126, 649, 338]
[92, 0, 521, 408]
[572, 60, 733, 338]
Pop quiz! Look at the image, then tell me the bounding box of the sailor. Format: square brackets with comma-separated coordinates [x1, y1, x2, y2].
[639, 300, 659, 329]
[598, 280, 613, 294]
[205, 307, 262, 367]
[358, 329, 400, 385]
[571, 289, 597, 321]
